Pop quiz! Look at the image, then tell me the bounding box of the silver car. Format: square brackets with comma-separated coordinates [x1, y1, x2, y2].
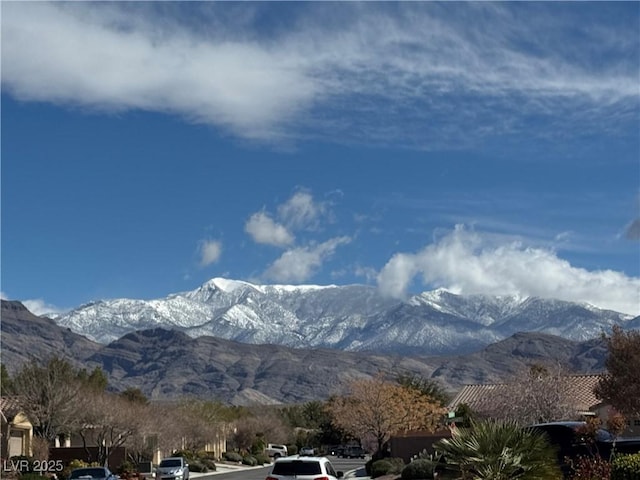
[156, 457, 189, 480]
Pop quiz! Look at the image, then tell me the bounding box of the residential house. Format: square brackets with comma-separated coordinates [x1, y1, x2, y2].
[0, 397, 33, 459]
[448, 374, 640, 437]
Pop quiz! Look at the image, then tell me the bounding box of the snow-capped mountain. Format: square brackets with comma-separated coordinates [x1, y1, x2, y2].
[53, 277, 634, 355]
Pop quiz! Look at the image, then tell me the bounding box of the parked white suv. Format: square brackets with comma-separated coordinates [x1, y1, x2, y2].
[265, 456, 343, 480]
[156, 457, 189, 480]
[265, 443, 288, 458]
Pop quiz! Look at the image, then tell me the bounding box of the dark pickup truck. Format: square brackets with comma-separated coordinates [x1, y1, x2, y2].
[528, 421, 640, 476]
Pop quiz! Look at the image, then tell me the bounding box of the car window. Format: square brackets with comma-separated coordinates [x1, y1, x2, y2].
[326, 462, 338, 477]
[159, 460, 182, 468]
[272, 460, 322, 475]
[596, 429, 614, 442]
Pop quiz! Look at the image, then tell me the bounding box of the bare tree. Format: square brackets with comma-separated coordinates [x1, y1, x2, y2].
[12, 357, 83, 441]
[478, 364, 579, 425]
[71, 390, 146, 465]
[229, 407, 290, 453]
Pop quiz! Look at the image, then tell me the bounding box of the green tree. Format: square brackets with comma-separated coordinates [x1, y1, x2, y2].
[595, 326, 640, 417]
[76, 366, 109, 392]
[434, 420, 563, 480]
[1, 363, 13, 394]
[119, 387, 149, 405]
[397, 373, 450, 407]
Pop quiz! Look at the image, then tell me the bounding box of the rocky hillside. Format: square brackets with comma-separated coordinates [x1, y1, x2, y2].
[1, 300, 611, 405]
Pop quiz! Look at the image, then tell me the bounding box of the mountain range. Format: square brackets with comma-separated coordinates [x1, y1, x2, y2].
[53, 277, 637, 355]
[0, 298, 623, 405]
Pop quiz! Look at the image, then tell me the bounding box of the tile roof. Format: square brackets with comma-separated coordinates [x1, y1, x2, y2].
[0, 396, 23, 421]
[448, 374, 602, 414]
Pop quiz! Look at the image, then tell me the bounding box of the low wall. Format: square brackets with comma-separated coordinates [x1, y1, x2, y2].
[389, 430, 452, 463]
[49, 447, 126, 471]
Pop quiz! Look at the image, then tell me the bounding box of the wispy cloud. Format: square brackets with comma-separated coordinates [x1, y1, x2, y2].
[277, 190, 327, 230]
[2, 3, 637, 147]
[264, 236, 352, 283]
[377, 225, 640, 315]
[199, 239, 222, 267]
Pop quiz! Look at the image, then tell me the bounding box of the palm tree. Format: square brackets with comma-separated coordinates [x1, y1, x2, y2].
[434, 420, 563, 480]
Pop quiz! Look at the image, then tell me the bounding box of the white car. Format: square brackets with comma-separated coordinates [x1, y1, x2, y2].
[265, 456, 344, 480]
[265, 443, 288, 458]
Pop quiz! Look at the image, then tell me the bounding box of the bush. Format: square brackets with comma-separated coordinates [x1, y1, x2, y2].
[371, 458, 403, 478]
[254, 454, 271, 465]
[117, 460, 137, 476]
[287, 445, 298, 455]
[568, 454, 611, 480]
[199, 458, 216, 471]
[186, 461, 207, 473]
[222, 452, 243, 463]
[401, 459, 436, 479]
[612, 453, 640, 480]
[242, 456, 257, 466]
[371, 460, 393, 478]
[19, 474, 48, 480]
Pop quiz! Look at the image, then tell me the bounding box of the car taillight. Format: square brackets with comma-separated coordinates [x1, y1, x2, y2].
[265, 477, 278, 480]
[313, 477, 330, 480]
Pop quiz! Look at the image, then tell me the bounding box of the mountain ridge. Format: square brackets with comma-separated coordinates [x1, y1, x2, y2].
[52, 277, 633, 355]
[0, 299, 616, 405]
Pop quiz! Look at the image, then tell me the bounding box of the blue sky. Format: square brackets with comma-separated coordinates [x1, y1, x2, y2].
[2, 2, 639, 316]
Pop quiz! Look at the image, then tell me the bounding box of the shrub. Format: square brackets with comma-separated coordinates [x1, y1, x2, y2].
[19, 474, 48, 480]
[117, 460, 137, 476]
[371, 458, 404, 478]
[401, 459, 436, 479]
[612, 453, 640, 480]
[222, 452, 243, 463]
[242, 455, 257, 466]
[254, 454, 271, 465]
[568, 454, 611, 480]
[186, 461, 207, 473]
[199, 458, 216, 471]
[371, 460, 393, 478]
[287, 445, 298, 455]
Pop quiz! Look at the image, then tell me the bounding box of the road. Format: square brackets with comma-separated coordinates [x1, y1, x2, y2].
[194, 456, 369, 480]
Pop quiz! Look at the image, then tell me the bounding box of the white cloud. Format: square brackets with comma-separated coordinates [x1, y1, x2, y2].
[245, 212, 294, 247]
[22, 298, 65, 317]
[1, 3, 636, 146]
[377, 225, 640, 315]
[199, 240, 222, 267]
[277, 190, 326, 230]
[264, 236, 351, 283]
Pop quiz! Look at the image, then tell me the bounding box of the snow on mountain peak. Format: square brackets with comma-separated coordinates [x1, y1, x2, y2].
[52, 278, 634, 354]
[208, 277, 255, 293]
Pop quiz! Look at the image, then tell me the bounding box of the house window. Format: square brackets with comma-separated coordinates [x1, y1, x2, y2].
[634, 419, 640, 427]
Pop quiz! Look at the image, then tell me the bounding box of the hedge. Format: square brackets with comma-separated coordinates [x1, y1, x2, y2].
[612, 453, 640, 480]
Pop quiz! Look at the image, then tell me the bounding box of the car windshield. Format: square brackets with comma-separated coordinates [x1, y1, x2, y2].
[272, 460, 322, 475]
[159, 460, 182, 468]
[70, 469, 108, 479]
